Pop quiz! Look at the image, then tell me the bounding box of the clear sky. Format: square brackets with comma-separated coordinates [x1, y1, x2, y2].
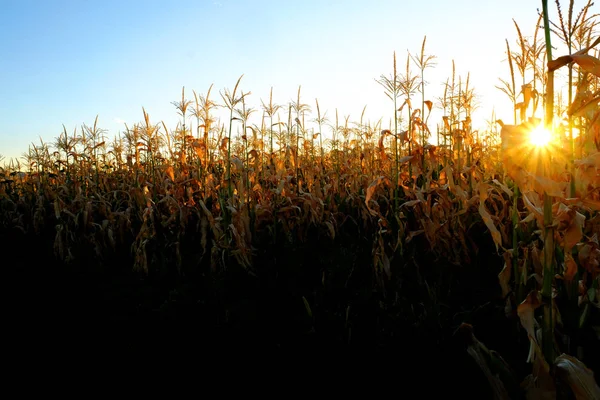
[1, 0, 552, 161]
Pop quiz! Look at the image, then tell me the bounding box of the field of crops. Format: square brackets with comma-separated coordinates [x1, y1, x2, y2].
[2, 1, 600, 397]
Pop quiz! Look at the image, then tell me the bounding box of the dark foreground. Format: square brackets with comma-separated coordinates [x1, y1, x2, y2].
[4, 224, 599, 397]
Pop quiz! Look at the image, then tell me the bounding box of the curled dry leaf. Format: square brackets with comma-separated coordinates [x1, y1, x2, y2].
[498, 259, 512, 299]
[406, 229, 424, 243]
[492, 179, 513, 197]
[478, 182, 503, 251]
[165, 165, 175, 182]
[365, 176, 387, 211]
[555, 354, 600, 400]
[577, 241, 600, 275]
[444, 165, 467, 201]
[521, 346, 555, 400]
[547, 37, 600, 73]
[325, 220, 335, 240]
[455, 323, 514, 400]
[522, 191, 544, 228]
[231, 157, 244, 173]
[517, 290, 542, 363]
[569, 54, 600, 78]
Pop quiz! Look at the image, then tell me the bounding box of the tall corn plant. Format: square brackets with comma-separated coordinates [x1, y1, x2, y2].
[235, 93, 255, 205]
[376, 52, 402, 210]
[172, 87, 192, 166]
[410, 36, 437, 173]
[191, 84, 217, 179]
[261, 87, 281, 169]
[376, 52, 420, 208]
[220, 74, 245, 201]
[313, 98, 328, 164]
[550, 0, 598, 194]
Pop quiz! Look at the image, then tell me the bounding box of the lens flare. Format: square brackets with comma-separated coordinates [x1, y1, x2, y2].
[529, 125, 552, 147]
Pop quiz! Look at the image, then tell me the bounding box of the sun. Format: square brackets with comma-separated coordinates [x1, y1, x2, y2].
[529, 125, 552, 147]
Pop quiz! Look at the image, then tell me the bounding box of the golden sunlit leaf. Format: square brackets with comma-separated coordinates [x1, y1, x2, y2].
[477, 182, 503, 251]
[575, 152, 600, 169]
[570, 54, 600, 78]
[424, 100, 433, 112]
[522, 191, 544, 228]
[517, 290, 542, 361]
[444, 165, 467, 201]
[165, 165, 175, 182]
[564, 252, 578, 284]
[365, 176, 387, 212]
[563, 208, 585, 253]
[442, 116, 450, 130]
[220, 137, 229, 152]
[492, 179, 513, 197]
[522, 84, 532, 109]
[533, 175, 565, 198]
[479, 200, 502, 252]
[568, 89, 600, 119]
[581, 198, 600, 212]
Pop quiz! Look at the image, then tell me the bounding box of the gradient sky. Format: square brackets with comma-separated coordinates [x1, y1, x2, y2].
[1, 0, 551, 161]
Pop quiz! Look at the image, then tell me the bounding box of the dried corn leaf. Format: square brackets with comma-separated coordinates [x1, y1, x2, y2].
[479, 203, 502, 251]
[522, 191, 544, 228]
[533, 175, 565, 198]
[492, 179, 513, 197]
[564, 252, 579, 284]
[570, 54, 600, 78]
[555, 354, 600, 400]
[457, 324, 513, 400]
[165, 165, 175, 182]
[401, 199, 422, 208]
[517, 291, 542, 361]
[365, 176, 387, 210]
[499, 260, 512, 299]
[406, 229, 424, 243]
[522, 348, 556, 400]
[398, 155, 414, 164]
[302, 296, 313, 318]
[548, 37, 600, 72]
[575, 152, 600, 169]
[325, 221, 335, 240]
[478, 183, 502, 251]
[564, 209, 585, 252]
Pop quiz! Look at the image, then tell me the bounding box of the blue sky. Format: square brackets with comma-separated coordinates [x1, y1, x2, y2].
[1, 0, 547, 161]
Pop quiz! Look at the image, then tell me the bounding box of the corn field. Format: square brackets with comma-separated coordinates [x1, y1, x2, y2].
[2, 1, 600, 397]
